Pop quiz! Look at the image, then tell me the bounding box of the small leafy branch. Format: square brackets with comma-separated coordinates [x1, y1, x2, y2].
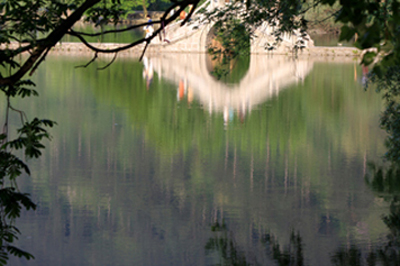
[0, 79, 55, 265]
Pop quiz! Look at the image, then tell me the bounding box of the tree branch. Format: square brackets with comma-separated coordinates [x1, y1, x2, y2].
[75, 52, 99, 68]
[0, 0, 202, 87]
[66, 4, 195, 55]
[97, 53, 117, 70]
[29, 46, 51, 76]
[139, 42, 150, 61]
[70, 21, 162, 37]
[0, 0, 102, 86]
[67, 29, 147, 53]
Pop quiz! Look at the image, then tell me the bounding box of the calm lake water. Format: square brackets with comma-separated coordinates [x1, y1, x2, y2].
[7, 53, 390, 265]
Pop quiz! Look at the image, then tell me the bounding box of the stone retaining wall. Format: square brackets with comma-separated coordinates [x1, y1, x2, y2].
[4, 41, 362, 57]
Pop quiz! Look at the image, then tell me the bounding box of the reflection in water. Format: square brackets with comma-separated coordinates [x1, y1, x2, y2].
[261, 231, 304, 266]
[328, 163, 400, 266]
[146, 54, 313, 126]
[211, 160, 400, 266]
[205, 50, 250, 83]
[206, 220, 253, 266]
[331, 246, 367, 266]
[142, 56, 154, 90]
[361, 65, 369, 87]
[8, 54, 388, 265]
[366, 163, 400, 264]
[207, 219, 305, 266]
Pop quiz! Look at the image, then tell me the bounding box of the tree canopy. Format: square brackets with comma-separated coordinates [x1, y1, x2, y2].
[0, 0, 398, 84]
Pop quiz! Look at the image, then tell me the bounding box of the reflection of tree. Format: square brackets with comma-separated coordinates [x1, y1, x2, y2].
[206, 220, 305, 266]
[330, 163, 400, 266]
[261, 231, 304, 266]
[367, 164, 400, 265]
[331, 245, 374, 266]
[26, 57, 386, 265]
[206, 20, 250, 81]
[366, 164, 400, 198]
[205, 220, 254, 266]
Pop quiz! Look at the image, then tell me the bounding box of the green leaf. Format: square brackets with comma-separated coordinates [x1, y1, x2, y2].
[361, 51, 377, 66]
[6, 246, 34, 260]
[339, 25, 356, 42]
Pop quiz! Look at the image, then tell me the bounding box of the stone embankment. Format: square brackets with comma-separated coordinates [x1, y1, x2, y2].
[4, 41, 362, 58]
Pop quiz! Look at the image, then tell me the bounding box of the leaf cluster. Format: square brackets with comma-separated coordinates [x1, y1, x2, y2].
[0, 0, 78, 82]
[368, 66, 400, 163]
[0, 0, 75, 42]
[0, 80, 38, 98]
[0, 69, 55, 265]
[201, 0, 313, 56]
[334, 0, 400, 75]
[0, 114, 55, 265]
[85, 2, 125, 25]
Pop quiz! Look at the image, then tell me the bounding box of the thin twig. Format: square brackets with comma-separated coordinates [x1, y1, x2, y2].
[9, 104, 28, 124]
[75, 52, 99, 68]
[139, 42, 149, 62]
[68, 29, 147, 53]
[71, 20, 163, 37]
[97, 53, 117, 70]
[29, 46, 51, 76]
[1, 97, 10, 146]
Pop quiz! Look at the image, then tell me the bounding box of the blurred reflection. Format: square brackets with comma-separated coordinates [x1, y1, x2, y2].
[362, 65, 369, 87]
[261, 231, 304, 266]
[205, 50, 250, 82]
[366, 164, 400, 259]
[142, 56, 153, 90]
[331, 246, 368, 266]
[148, 54, 313, 125]
[11, 56, 385, 265]
[206, 219, 305, 266]
[206, 220, 253, 265]
[177, 79, 185, 101]
[176, 78, 195, 106]
[329, 163, 400, 266]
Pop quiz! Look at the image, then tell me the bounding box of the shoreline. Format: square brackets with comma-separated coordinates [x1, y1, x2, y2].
[4, 42, 361, 58]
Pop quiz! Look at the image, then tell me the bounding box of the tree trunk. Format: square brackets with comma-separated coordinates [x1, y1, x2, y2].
[142, 0, 148, 18]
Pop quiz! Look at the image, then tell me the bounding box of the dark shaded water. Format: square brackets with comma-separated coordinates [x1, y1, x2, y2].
[6, 54, 389, 265]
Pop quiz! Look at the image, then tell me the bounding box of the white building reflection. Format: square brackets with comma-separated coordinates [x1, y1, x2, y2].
[148, 54, 314, 123]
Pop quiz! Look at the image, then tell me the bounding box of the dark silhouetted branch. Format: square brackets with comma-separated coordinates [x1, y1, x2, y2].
[75, 52, 99, 68]
[97, 53, 117, 70]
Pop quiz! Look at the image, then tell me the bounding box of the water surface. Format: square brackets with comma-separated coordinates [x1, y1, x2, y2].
[7, 53, 388, 266]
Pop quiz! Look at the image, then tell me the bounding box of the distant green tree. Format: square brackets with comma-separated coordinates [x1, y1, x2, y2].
[96, 0, 170, 19]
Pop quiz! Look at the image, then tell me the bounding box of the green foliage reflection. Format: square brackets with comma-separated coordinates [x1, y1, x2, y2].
[330, 163, 400, 266]
[13, 55, 385, 265]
